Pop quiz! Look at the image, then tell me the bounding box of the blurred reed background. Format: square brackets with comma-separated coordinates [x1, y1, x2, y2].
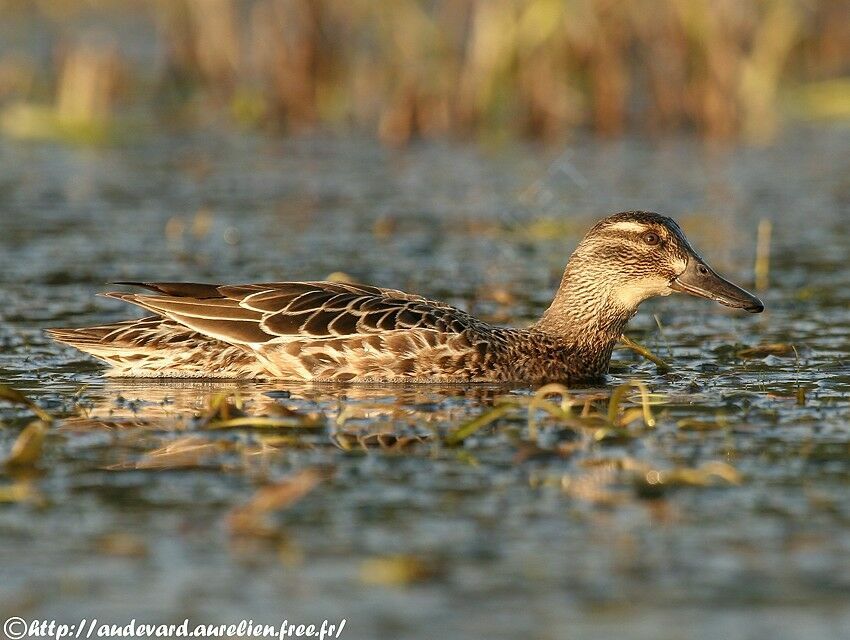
[0, 0, 848, 145]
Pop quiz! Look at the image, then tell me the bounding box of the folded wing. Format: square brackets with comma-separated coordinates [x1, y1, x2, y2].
[106, 281, 477, 346]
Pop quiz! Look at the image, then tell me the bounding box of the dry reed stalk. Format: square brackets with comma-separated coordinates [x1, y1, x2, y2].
[6, 0, 847, 143]
[56, 43, 121, 124]
[755, 218, 772, 292]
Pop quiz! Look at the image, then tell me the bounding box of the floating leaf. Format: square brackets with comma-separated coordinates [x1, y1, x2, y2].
[736, 343, 797, 358]
[618, 335, 670, 372]
[205, 415, 324, 430]
[668, 462, 742, 486]
[0, 481, 41, 503]
[360, 555, 437, 586]
[228, 469, 325, 537]
[608, 381, 656, 428]
[133, 436, 227, 470]
[95, 533, 149, 558]
[332, 431, 430, 451]
[254, 434, 309, 448]
[593, 427, 634, 444]
[0, 384, 53, 423]
[527, 383, 579, 440]
[444, 403, 518, 446]
[5, 420, 48, 468]
[677, 418, 728, 431]
[199, 392, 245, 423]
[634, 461, 742, 495]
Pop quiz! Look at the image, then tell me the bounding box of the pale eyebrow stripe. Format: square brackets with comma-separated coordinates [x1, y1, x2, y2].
[607, 221, 648, 233]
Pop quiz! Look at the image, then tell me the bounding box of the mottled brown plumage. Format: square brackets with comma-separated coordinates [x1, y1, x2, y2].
[48, 211, 763, 383]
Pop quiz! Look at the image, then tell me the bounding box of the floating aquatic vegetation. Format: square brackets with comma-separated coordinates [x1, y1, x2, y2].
[557, 455, 743, 504]
[94, 533, 150, 558]
[632, 461, 743, 499]
[4, 420, 48, 469]
[204, 415, 325, 430]
[736, 343, 798, 358]
[526, 383, 579, 441]
[200, 391, 245, 422]
[332, 431, 431, 452]
[0, 480, 42, 504]
[198, 392, 324, 430]
[617, 335, 670, 372]
[58, 416, 184, 433]
[0, 385, 54, 470]
[110, 435, 231, 471]
[359, 555, 440, 586]
[0, 383, 54, 423]
[676, 417, 730, 431]
[227, 468, 325, 537]
[444, 403, 518, 446]
[446, 381, 657, 447]
[607, 381, 656, 429]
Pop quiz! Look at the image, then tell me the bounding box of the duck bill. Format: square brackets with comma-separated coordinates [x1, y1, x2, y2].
[670, 259, 764, 313]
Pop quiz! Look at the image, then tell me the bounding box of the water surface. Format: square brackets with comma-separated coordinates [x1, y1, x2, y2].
[1, 127, 849, 640]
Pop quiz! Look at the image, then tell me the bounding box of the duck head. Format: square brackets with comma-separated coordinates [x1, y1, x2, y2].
[537, 211, 763, 345]
[580, 211, 763, 313]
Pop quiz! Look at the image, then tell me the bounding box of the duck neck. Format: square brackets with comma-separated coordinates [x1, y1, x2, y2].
[533, 263, 636, 370]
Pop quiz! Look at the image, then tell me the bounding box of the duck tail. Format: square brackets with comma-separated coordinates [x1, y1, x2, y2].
[46, 316, 169, 359]
[47, 317, 263, 378]
[46, 325, 117, 349]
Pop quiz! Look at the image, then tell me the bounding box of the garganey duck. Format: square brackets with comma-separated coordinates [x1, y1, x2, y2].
[49, 211, 763, 383]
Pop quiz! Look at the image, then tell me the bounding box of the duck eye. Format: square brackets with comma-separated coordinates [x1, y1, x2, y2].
[642, 232, 661, 246]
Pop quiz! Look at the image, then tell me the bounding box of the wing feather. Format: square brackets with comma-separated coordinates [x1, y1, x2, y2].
[112, 281, 224, 298]
[164, 315, 272, 343]
[328, 309, 360, 335]
[131, 296, 261, 321]
[105, 281, 479, 347]
[260, 310, 316, 336]
[301, 309, 343, 336]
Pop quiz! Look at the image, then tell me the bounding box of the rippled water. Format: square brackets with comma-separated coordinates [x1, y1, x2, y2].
[1, 126, 850, 639]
